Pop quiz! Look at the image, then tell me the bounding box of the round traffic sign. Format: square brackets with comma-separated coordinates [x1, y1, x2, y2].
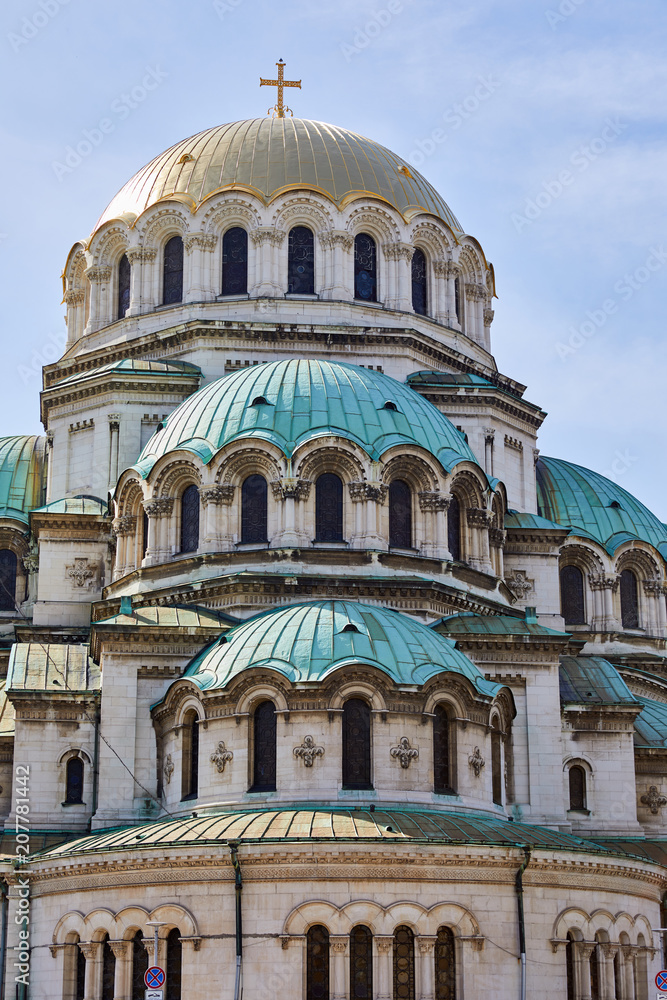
[656, 970, 667, 990]
[145, 967, 166, 989]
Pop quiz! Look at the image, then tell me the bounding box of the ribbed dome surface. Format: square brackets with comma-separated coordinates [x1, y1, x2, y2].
[183, 599, 500, 695]
[0, 435, 46, 525]
[96, 118, 463, 231]
[134, 360, 479, 478]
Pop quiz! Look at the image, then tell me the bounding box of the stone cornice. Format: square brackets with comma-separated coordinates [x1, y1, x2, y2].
[40, 374, 201, 422]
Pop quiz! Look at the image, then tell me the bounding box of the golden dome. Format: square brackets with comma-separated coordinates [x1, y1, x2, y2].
[95, 118, 462, 232]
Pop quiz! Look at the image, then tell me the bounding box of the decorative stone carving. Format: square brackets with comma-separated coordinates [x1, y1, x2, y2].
[249, 227, 286, 247]
[85, 265, 112, 283]
[483, 308, 495, 326]
[64, 289, 85, 305]
[383, 241, 414, 261]
[418, 491, 451, 512]
[466, 508, 494, 528]
[318, 230, 353, 252]
[66, 558, 97, 589]
[293, 735, 325, 767]
[417, 936, 437, 954]
[505, 570, 534, 600]
[390, 736, 419, 769]
[640, 785, 667, 815]
[210, 741, 234, 774]
[589, 573, 619, 592]
[163, 754, 174, 784]
[184, 233, 218, 253]
[376, 936, 394, 953]
[126, 247, 157, 264]
[199, 484, 235, 506]
[78, 942, 97, 961]
[349, 482, 388, 504]
[489, 527, 506, 548]
[143, 497, 175, 517]
[643, 578, 664, 596]
[271, 479, 312, 501]
[112, 515, 137, 537]
[22, 553, 39, 575]
[468, 747, 485, 777]
[465, 282, 487, 301]
[433, 260, 449, 277]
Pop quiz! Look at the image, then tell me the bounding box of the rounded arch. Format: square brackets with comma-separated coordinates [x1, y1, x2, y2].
[381, 450, 441, 493]
[173, 690, 205, 728]
[148, 903, 199, 938]
[409, 222, 453, 261]
[139, 207, 189, 249]
[614, 544, 662, 581]
[233, 679, 290, 717]
[327, 679, 387, 713]
[89, 222, 131, 267]
[283, 898, 482, 939]
[559, 542, 606, 576]
[213, 442, 284, 487]
[83, 909, 117, 942]
[295, 442, 367, 485]
[448, 467, 487, 509]
[114, 905, 151, 940]
[456, 242, 486, 285]
[202, 197, 262, 236]
[149, 456, 203, 499]
[52, 911, 87, 945]
[271, 195, 334, 235]
[422, 690, 466, 720]
[115, 474, 146, 518]
[345, 204, 401, 245]
[57, 747, 92, 766]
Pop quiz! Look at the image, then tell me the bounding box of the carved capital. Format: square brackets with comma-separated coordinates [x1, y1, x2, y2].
[318, 230, 353, 252]
[376, 936, 394, 954]
[22, 553, 39, 574]
[383, 241, 414, 262]
[184, 233, 218, 254]
[249, 227, 286, 247]
[126, 246, 157, 264]
[330, 936, 348, 954]
[418, 491, 451, 512]
[432, 259, 449, 277]
[349, 482, 387, 504]
[64, 288, 85, 305]
[85, 265, 112, 283]
[143, 497, 174, 517]
[271, 479, 312, 501]
[465, 282, 487, 301]
[643, 577, 664, 596]
[589, 573, 619, 592]
[112, 514, 136, 537]
[200, 484, 235, 506]
[417, 936, 437, 954]
[466, 507, 493, 528]
[78, 942, 98, 961]
[489, 527, 506, 548]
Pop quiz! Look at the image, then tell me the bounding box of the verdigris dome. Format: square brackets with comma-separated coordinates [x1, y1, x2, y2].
[133, 360, 480, 478]
[183, 600, 500, 695]
[96, 118, 463, 232]
[0, 435, 46, 525]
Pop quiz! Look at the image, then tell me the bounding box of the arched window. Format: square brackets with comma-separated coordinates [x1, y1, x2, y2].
[568, 765, 586, 811]
[434, 927, 456, 1000]
[251, 700, 277, 791]
[560, 565, 586, 624]
[565, 933, 575, 1000]
[491, 723, 503, 806]
[315, 473, 343, 542]
[132, 930, 148, 1000]
[389, 480, 412, 549]
[342, 698, 372, 790]
[306, 925, 330, 1000]
[241, 475, 268, 544]
[354, 233, 377, 301]
[0, 549, 17, 611]
[166, 927, 182, 1000]
[180, 484, 200, 554]
[65, 756, 84, 804]
[181, 710, 199, 801]
[118, 253, 131, 319]
[433, 705, 454, 794]
[620, 568, 639, 628]
[222, 227, 248, 295]
[76, 943, 86, 1000]
[590, 942, 600, 1000]
[101, 934, 115, 1000]
[447, 495, 461, 561]
[393, 925, 415, 1000]
[350, 925, 373, 999]
[412, 248, 427, 315]
[288, 226, 315, 294]
[162, 235, 184, 305]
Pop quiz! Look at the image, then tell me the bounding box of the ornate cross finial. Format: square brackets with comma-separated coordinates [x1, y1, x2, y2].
[210, 741, 234, 774]
[390, 736, 419, 769]
[293, 735, 325, 767]
[641, 784, 667, 815]
[260, 59, 301, 118]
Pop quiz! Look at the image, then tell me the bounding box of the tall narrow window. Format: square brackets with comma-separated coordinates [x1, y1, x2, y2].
[342, 698, 372, 789]
[447, 495, 461, 561]
[393, 926, 415, 1000]
[315, 473, 343, 542]
[454, 277, 461, 324]
[412, 248, 427, 315]
[252, 700, 277, 791]
[166, 928, 182, 1000]
[180, 484, 200, 554]
[0, 549, 17, 611]
[389, 480, 412, 549]
[163, 235, 184, 305]
[354, 233, 377, 301]
[614, 951, 622, 1000]
[132, 931, 148, 1000]
[101, 934, 115, 1000]
[620, 568, 639, 628]
[306, 925, 330, 1000]
[142, 511, 149, 560]
[181, 710, 199, 800]
[565, 933, 575, 1000]
[118, 253, 131, 319]
[65, 756, 84, 804]
[434, 927, 456, 1000]
[590, 943, 600, 1000]
[433, 705, 454, 794]
[222, 227, 248, 295]
[76, 943, 86, 1000]
[288, 226, 315, 294]
[350, 925, 373, 999]
[241, 475, 268, 544]
[568, 765, 586, 811]
[491, 725, 503, 806]
[560, 565, 586, 625]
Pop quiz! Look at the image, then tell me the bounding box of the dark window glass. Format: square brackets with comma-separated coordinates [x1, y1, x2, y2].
[306, 925, 330, 1000]
[132, 931, 148, 1000]
[614, 951, 622, 1000]
[181, 711, 199, 800]
[102, 934, 115, 1000]
[0, 549, 17, 611]
[118, 254, 131, 319]
[162, 235, 184, 305]
[241, 475, 268, 544]
[350, 925, 373, 999]
[389, 480, 412, 549]
[166, 928, 182, 1000]
[569, 765, 586, 811]
[433, 705, 453, 794]
[590, 943, 600, 1000]
[288, 226, 315, 294]
[354, 233, 377, 301]
[252, 700, 276, 791]
[491, 729, 503, 806]
[142, 511, 149, 560]
[315, 473, 343, 542]
[447, 496, 461, 561]
[560, 565, 585, 624]
[565, 934, 575, 1000]
[620, 568, 639, 628]
[65, 756, 84, 804]
[222, 227, 248, 295]
[393, 925, 415, 1000]
[412, 249, 427, 315]
[342, 698, 372, 790]
[180, 485, 200, 554]
[434, 927, 456, 1000]
[76, 943, 86, 1000]
[454, 277, 461, 323]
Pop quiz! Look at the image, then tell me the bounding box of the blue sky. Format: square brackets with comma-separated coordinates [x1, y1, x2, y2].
[1, 0, 665, 516]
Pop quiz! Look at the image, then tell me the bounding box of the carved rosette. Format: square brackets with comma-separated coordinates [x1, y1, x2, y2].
[390, 736, 419, 769]
[640, 785, 667, 815]
[348, 482, 388, 504]
[418, 491, 451, 512]
[468, 747, 485, 777]
[163, 754, 174, 784]
[112, 515, 137, 537]
[199, 484, 235, 507]
[318, 230, 353, 252]
[249, 227, 286, 247]
[293, 735, 325, 767]
[271, 479, 312, 501]
[125, 247, 157, 264]
[143, 497, 175, 518]
[85, 265, 112, 283]
[210, 741, 234, 774]
[184, 233, 218, 254]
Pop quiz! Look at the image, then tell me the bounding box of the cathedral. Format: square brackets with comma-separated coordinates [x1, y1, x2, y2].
[1, 69, 666, 1000]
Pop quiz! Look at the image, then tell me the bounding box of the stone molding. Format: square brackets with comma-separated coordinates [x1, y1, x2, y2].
[143, 497, 175, 517]
[85, 265, 112, 283]
[249, 227, 286, 247]
[349, 482, 387, 504]
[383, 241, 414, 261]
[126, 247, 158, 264]
[184, 233, 218, 254]
[318, 230, 353, 252]
[418, 491, 451, 512]
[199, 484, 235, 506]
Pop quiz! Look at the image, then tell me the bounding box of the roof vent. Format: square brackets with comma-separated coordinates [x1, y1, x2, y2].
[341, 622, 361, 633]
[251, 395, 270, 406]
[120, 596, 133, 615]
[525, 606, 537, 624]
[608, 500, 622, 509]
[178, 153, 194, 164]
[382, 400, 398, 411]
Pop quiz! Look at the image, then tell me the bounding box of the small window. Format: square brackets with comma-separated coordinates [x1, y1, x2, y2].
[222, 227, 248, 295]
[306, 925, 330, 1000]
[315, 473, 343, 543]
[620, 568, 639, 628]
[383, 400, 398, 411]
[447, 495, 461, 562]
[412, 248, 427, 316]
[568, 764, 586, 811]
[241, 475, 268, 544]
[433, 705, 454, 794]
[252, 701, 277, 791]
[0, 549, 17, 611]
[180, 485, 200, 554]
[454, 277, 461, 324]
[181, 710, 199, 800]
[166, 927, 182, 1000]
[288, 226, 315, 294]
[341, 622, 361, 633]
[560, 565, 586, 625]
[434, 927, 456, 1000]
[251, 395, 270, 406]
[350, 925, 373, 999]
[117, 253, 131, 319]
[389, 480, 412, 549]
[65, 756, 84, 804]
[162, 235, 184, 305]
[342, 698, 372, 790]
[132, 930, 148, 1000]
[393, 926, 415, 1000]
[354, 233, 377, 302]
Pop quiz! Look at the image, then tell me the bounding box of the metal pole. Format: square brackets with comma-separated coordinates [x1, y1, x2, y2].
[515, 846, 531, 1000]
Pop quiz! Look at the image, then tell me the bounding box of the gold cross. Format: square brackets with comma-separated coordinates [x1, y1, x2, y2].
[260, 59, 301, 118]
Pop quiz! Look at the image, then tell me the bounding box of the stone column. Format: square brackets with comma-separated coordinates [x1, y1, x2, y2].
[384, 242, 413, 311]
[319, 230, 354, 299]
[65, 288, 86, 347]
[483, 305, 495, 352]
[184, 233, 218, 301]
[643, 579, 665, 636]
[590, 574, 619, 630]
[110, 940, 131, 1000]
[112, 515, 137, 580]
[464, 283, 481, 342]
[108, 413, 121, 492]
[271, 479, 311, 547]
[143, 497, 174, 565]
[601, 944, 619, 1000]
[417, 936, 437, 1000]
[349, 482, 387, 549]
[622, 945, 636, 1000]
[375, 936, 394, 1000]
[466, 508, 493, 573]
[199, 484, 235, 551]
[418, 491, 451, 559]
[85, 265, 112, 333]
[330, 936, 349, 1000]
[444, 262, 461, 330]
[249, 228, 285, 296]
[78, 941, 100, 1000]
[484, 428, 495, 477]
[578, 943, 595, 1000]
[432, 261, 448, 323]
[126, 247, 157, 316]
[489, 526, 506, 579]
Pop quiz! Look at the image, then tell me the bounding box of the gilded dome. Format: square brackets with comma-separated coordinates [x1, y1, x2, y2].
[96, 118, 463, 231]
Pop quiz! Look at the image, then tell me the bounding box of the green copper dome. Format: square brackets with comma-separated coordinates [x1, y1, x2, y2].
[182, 599, 500, 696]
[0, 435, 46, 525]
[134, 360, 480, 479]
[537, 456, 667, 559]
